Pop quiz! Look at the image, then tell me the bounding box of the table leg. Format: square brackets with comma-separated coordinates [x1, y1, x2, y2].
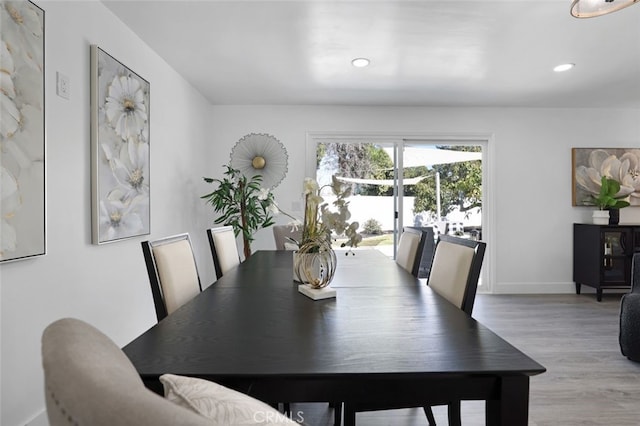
[343, 406, 356, 426]
[333, 402, 342, 426]
[486, 376, 530, 426]
[448, 400, 461, 426]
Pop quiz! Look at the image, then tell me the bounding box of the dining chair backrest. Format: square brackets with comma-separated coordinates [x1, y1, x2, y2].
[427, 234, 486, 315]
[207, 226, 240, 279]
[396, 227, 428, 277]
[42, 318, 213, 426]
[404, 226, 435, 278]
[141, 233, 202, 322]
[272, 225, 302, 250]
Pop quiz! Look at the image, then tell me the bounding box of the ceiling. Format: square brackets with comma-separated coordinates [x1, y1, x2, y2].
[102, 0, 640, 108]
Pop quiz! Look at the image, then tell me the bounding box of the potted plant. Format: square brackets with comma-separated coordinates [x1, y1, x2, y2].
[201, 165, 275, 259]
[591, 176, 630, 225]
[280, 176, 362, 289]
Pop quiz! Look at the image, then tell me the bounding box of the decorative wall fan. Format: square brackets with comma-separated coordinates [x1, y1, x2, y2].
[230, 133, 289, 189]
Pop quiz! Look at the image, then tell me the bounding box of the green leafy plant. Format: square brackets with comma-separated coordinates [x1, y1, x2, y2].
[591, 176, 630, 210]
[202, 165, 275, 259]
[362, 218, 383, 235]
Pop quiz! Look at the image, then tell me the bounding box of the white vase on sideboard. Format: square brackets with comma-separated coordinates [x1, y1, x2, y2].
[592, 210, 609, 225]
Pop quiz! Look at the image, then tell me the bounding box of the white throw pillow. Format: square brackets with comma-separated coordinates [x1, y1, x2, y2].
[160, 374, 298, 425]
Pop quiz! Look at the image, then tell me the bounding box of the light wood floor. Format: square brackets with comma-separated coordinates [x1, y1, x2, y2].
[293, 293, 640, 425]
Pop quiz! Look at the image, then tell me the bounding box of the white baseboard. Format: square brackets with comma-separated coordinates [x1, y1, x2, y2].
[25, 409, 47, 426]
[491, 282, 578, 294]
[490, 282, 628, 295]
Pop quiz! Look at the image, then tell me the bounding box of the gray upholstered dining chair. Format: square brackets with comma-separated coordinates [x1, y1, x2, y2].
[395, 227, 428, 277]
[42, 318, 298, 426]
[344, 234, 486, 426]
[41, 318, 213, 426]
[141, 233, 202, 322]
[207, 226, 241, 279]
[272, 225, 302, 250]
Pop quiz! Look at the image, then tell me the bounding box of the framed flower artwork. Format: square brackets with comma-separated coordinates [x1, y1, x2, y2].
[90, 45, 150, 244]
[0, 1, 46, 263]
[572, 147, 640, 206]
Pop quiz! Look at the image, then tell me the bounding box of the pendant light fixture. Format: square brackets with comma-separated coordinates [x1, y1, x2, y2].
[571, 0, 640, 18]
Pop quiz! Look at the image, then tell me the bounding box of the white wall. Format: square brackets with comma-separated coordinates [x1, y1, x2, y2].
[1, 3, 639, 425]
[0, 1, 215, 425]
[208, 105, 640, 294]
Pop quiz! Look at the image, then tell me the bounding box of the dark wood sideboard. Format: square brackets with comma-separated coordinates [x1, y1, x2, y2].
[573, 223, 640, 301]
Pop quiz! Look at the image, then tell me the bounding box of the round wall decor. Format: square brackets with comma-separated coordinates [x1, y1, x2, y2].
[230, 133, 288, 189]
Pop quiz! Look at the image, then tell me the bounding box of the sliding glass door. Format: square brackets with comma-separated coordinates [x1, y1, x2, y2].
[315, 139, 482, 251]
[316, 141, 398, 257]
[309, 133, 488, 290]
[399, 142, 483, 241]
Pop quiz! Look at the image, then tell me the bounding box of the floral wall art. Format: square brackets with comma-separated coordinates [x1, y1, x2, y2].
[91, 45, 150, 244]
[572, 148, 640, 206]
[0, 1, 45, 263]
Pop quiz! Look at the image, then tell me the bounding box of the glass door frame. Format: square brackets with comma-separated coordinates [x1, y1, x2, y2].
[306, 131, 494, 293]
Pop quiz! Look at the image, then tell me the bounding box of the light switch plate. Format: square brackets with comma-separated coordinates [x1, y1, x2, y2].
[56, 72, 69, 99]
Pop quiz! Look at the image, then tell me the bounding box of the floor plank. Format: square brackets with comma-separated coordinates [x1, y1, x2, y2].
[292, 294, 640, 425]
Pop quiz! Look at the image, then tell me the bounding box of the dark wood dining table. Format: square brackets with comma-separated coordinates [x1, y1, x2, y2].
[123, 249, 545, 425]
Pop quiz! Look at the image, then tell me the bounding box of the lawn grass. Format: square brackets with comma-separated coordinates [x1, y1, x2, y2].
[334, 233, 393, 248]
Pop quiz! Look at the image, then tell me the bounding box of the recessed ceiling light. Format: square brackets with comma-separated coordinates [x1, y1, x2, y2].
[554, 63, 575, 72]
[351, 58, 370, 68]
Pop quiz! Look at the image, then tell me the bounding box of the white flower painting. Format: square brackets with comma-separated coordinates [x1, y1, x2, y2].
[0, 1, 45, 262]
[91, 46, 149, 244]
[573, 148, 640, 206]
